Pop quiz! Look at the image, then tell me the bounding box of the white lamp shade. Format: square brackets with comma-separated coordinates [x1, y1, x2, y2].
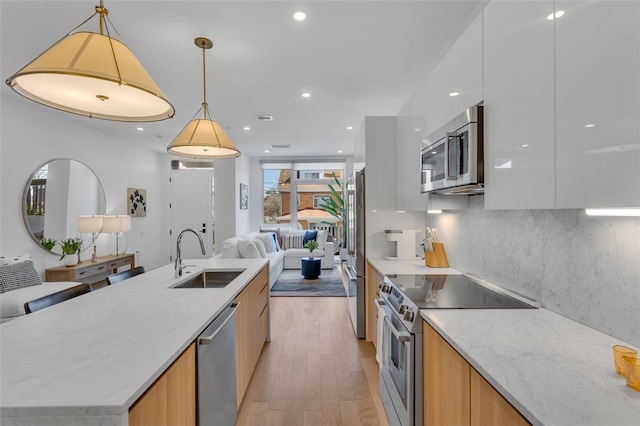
[6, 32, 174, 122]
[102, 215, 131, 233]
[78, 215, 103, 233]
[167, 118, 241, 159]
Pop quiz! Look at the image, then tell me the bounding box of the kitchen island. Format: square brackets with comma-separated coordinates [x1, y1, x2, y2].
[0, 258, 269, 426]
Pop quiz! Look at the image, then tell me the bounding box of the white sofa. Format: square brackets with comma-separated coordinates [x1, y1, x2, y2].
[219, 229, 334, 288]
[0, 255, 83, 322]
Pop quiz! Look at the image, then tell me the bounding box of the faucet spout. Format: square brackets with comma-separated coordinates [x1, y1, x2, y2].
[175, 228, 207, 278]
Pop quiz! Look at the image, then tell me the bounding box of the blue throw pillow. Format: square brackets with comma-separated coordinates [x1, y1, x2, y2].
[303, 230, 318, 245]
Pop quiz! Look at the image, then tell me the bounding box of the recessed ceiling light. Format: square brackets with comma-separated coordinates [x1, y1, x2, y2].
[265, 150, 270, 153]
[432, 151, 437, 154]
[346, 126, 353, 130]
[449, 92, 459, 97]
[301, 92, 311, 98]
[338, 150, 343, 153]
[414, 128, 421, 132]
[585, 124, 595, 128]
[243, 126, 250, 131]
[136, 127, 144, 131]
[547, 10, 565, 20]
[293, 11, 306, 21]
[522, 144, 529, 147]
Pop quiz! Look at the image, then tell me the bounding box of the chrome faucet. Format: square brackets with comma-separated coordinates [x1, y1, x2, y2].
[175, 228, 206, 278]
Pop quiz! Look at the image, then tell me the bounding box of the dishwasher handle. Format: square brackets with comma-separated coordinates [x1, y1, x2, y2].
[198, 302, 240, 345]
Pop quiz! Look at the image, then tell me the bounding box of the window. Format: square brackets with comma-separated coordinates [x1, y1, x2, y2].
[261, 161, 345, 231]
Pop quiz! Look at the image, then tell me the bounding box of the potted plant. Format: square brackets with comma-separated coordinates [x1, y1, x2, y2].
[304, 239, 318, 259]
[319, 171, 347, 260]
[39, 238, 56, 251]
[58, 237, 82, 266]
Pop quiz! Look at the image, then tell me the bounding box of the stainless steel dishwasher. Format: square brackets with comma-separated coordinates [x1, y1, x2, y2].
[197, 301, 239, 426]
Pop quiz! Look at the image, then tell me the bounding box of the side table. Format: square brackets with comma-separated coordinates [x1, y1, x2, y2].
[301, 257, 321, 280]
[45, 253, 135, 288]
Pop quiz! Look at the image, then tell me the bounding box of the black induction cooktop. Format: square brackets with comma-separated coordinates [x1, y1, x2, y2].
[385, 274, 535, 309]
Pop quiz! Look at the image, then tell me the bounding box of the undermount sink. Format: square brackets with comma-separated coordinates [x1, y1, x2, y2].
[172, 270, 245, 289]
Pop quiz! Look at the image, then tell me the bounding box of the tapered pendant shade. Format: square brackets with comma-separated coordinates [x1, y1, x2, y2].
[5, 4, 174, 122]
[167, 36, 240, 159]
[167, 117, 241, 159]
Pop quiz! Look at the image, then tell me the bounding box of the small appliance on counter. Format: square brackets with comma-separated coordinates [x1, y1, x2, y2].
[384, 229, 421, 261]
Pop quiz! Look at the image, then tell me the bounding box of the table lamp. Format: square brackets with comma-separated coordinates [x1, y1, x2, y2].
[103, 215, 131, 255]
[78, 215, 103, 262]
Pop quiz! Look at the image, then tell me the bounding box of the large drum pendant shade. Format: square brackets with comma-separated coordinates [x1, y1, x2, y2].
[5, 3, 174, 122]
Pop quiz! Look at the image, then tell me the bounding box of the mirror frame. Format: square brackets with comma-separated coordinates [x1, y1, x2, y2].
[22, 158, 107, 256]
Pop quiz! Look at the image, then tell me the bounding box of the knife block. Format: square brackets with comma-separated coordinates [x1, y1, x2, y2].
[425, 242, 449, 268]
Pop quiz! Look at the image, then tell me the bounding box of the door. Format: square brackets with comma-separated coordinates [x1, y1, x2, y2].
[170, 169, 214, 260]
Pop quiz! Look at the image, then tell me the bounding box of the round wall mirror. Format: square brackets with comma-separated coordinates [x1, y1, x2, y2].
[23, 159, 106, 255]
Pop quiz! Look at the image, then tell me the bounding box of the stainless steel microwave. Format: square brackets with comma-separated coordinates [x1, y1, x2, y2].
[420, 105, 484, 195]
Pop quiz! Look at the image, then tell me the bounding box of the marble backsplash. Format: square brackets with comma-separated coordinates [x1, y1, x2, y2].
[426, 197, 640, 347]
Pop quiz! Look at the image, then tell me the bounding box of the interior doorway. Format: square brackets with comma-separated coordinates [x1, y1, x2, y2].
[169, 165, 214, 261]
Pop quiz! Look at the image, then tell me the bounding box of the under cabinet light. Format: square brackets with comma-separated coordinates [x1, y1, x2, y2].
[585, 208, 640, 217]
[427, 210, 443, 214]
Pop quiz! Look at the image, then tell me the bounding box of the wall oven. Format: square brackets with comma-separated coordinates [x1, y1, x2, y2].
[421, 105, 484, 195]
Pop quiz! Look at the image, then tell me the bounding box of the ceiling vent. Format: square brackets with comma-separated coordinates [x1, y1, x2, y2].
[256, 115, 273, 121]
[271, 144, 290, 149]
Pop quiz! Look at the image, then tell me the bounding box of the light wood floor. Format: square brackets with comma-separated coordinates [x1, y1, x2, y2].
[236, 296, 390, 426]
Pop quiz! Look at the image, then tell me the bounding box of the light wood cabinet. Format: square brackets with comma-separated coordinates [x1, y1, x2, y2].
[424, 323, 470, 426]
[365, 262, 383, 349]
[423, 320, 530, 426]
[470, 368, 530, 426]
[236, 264, 269, 407]
[129, 343, 196, 426]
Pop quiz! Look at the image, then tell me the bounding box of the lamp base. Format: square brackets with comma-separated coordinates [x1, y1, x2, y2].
[108, 233, 128, 256]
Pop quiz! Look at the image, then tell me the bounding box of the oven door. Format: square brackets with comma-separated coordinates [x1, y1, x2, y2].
[376, 299, 414, 426]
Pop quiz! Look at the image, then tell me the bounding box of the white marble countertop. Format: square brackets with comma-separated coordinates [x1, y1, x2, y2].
[367, 257, 461, 276]
[0, 258, 268, 426]
[421, 308, 640, 426]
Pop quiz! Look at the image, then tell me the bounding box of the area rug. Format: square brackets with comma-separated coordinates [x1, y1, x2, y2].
[271, 268, 347, 297]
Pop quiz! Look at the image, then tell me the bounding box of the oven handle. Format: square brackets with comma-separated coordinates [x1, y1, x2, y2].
[445, 131, 458, 180]
[379, 308, 411, 371]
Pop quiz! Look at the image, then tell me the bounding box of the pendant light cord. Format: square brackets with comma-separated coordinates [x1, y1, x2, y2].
[201, 39, 208, 119]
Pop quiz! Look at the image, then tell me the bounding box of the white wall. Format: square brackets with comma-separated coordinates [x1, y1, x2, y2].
[235, 154, 251, 236]
[1, 96, 169, 274]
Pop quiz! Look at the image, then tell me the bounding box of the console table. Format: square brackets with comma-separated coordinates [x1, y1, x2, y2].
[45, 254, 135, 287]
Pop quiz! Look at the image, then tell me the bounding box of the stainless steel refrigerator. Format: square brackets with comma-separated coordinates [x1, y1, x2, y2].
[345, 168, 365, 338]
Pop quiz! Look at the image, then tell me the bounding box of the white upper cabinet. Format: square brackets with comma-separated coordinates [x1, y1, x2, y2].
[363, 116, 398, 211]
[555, 0, 640, 208]
[483, 0, 556, 209]
[425, 14, 484, 136]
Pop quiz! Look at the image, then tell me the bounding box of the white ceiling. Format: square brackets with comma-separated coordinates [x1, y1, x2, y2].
[1, 0, 484, 159]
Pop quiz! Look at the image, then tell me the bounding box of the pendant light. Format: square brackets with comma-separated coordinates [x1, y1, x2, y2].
[167, 37, 241, 159]
[5, 1, 174, 122]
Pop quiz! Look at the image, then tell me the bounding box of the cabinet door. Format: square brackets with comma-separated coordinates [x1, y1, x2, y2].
[365, 262, 381, 349]
[470, 368, 530, 426]
[555, 0, 640, 208]
[483, 0, 556, 209]
[129, 343, 196, 426]
[426, 14, 483, 136]
[423, 322, 470, 426]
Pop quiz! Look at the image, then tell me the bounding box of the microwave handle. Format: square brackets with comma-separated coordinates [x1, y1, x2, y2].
[445, 132, 458, 180]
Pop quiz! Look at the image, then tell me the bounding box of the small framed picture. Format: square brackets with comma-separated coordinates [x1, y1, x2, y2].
[240, 183, 248, 210]
[127, 187, 147, 217]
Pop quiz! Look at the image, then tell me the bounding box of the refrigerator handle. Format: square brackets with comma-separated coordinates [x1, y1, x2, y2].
[346, 265, 358, 281]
